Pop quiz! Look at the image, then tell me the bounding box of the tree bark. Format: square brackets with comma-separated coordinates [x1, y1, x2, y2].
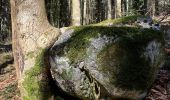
[83, 0, 87, 25]
[72, 0, 81, 26]
[126, 0, 129, 13]
[10, 0, 60, 99]
[155, 0, 159, 15]
[121, 0, 125, 16]
[152, 0, 156, 17]
[147, 0, 152, 15]
[108, 0, 112, 19]
[144, 0, 147, 14]
[146, 0, 155, 16]
[115, 0, 122, 18]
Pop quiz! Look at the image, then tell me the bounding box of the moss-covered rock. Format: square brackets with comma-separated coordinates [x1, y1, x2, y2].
[49, 17, 165, 99]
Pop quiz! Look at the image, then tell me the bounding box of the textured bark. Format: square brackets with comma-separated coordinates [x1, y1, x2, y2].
[10, 0, 60, 99]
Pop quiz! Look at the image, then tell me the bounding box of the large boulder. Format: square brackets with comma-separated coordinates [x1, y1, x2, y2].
[49, 26, 164, 99]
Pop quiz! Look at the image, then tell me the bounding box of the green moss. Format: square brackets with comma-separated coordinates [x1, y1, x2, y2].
[26, 51, 35, 59]
[97, 43, 123, 82]
[61, 67, 74, 80]
[55, 96, 64, 100]
[51, 16, 164, 98]
[56, 22, 164, 92]
[57, 25, 163, 65]
[94, 15, 141, 26]
[23, 49, 50, 100]
[96, 29, 164, 91]
[53, 16, 164, 92]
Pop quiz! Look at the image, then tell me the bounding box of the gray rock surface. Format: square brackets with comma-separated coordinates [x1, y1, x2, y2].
[49, 26, 164, 99]
[137, 16, 161, 30]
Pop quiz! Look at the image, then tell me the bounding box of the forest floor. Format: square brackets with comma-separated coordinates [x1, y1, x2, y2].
[0, 48, 20, 100]
[146, 17, 170, 100]
[146, 69, 170, 99]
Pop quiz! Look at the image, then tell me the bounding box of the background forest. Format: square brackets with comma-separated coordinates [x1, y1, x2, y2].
[0, 0, 170, 100]
[1, 0, 170, 43]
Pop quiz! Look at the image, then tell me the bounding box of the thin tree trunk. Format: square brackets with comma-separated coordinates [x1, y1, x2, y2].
[147, 0, 152, 15]
[83, 0, 87, 25]
[155, 0, 159, 15]
[10, 0, 60, 99]
[72, 0, 81, 26]
[108, 0, 112, 19]
[144, 0, 147, 14]
[152, 0, 156, 17]
[121, 0, 125, 16]
[126, 0, 129, 15]
[115, 0, 122, 18]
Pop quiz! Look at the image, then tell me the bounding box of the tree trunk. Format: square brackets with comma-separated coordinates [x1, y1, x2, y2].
[121, 0, 125, 16]
[126, 0, 129, 14]
[155, 0, 159, 15]
[83, 0, 87, 25]
[147, 0, 152, 15]
[146, 0, 155, 16]
[72, 0, 81, 26]
[10, 0, 60, 99]
[144, 0, 147, 14]
[108, 0, 112, 19]
[115, 0, 122, 18]
[152, 0, 155, 17]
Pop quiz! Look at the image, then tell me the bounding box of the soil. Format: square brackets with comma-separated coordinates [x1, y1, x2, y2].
[146, 69, 170, 100]
[0, 50, 20, 100]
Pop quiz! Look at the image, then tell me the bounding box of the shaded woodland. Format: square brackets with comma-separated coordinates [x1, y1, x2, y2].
[0, 0, 170, 100]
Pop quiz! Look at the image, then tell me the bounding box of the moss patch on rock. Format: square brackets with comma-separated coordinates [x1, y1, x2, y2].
[50, 16, 165, 99]
[97, 40, 163, 91]
[94, 15, 141, 26]
[59, 26, 164, 64]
